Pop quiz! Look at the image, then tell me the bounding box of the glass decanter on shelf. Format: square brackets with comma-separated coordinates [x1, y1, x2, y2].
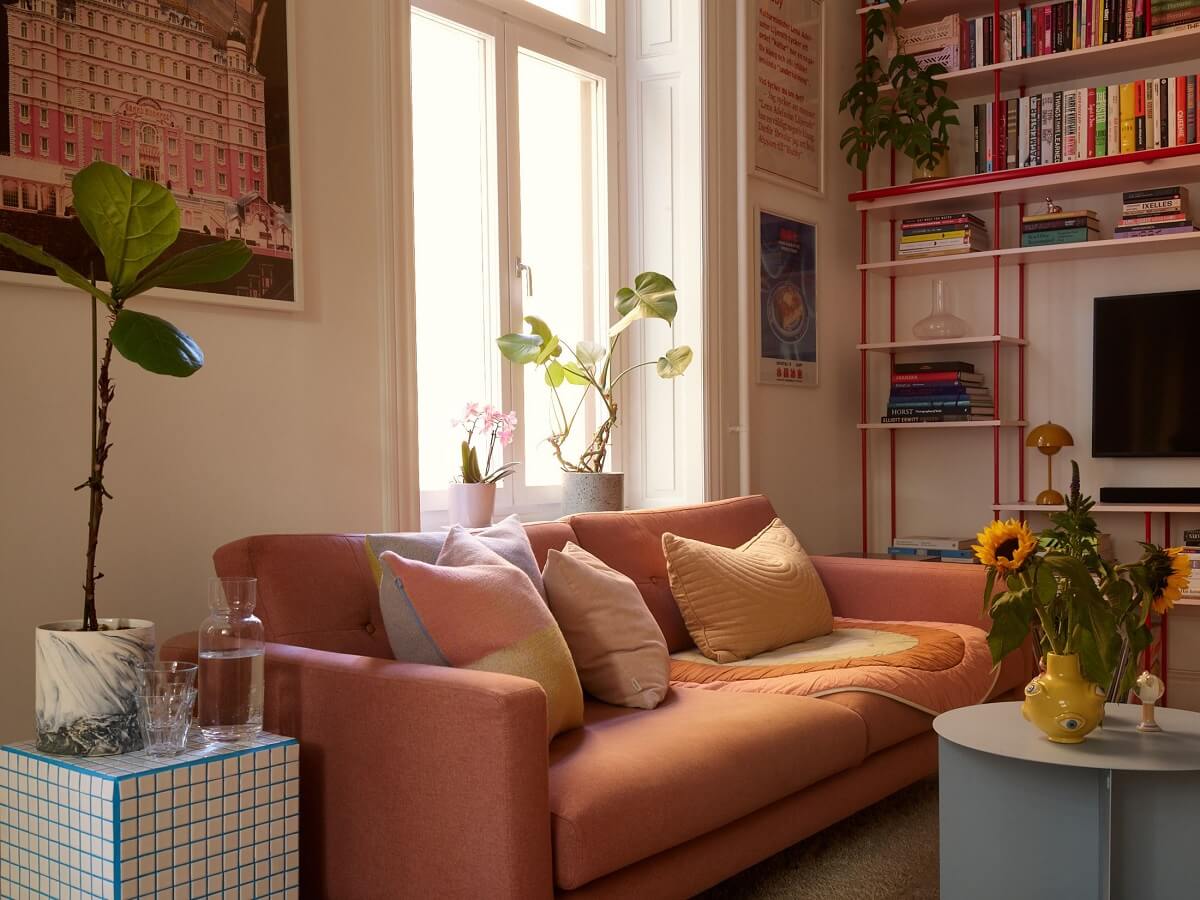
[912, 279, 969, 340]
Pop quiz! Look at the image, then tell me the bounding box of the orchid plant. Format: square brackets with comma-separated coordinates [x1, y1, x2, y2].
[454, 403, 519, 485]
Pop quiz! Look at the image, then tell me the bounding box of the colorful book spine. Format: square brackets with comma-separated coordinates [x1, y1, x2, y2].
[1096, 86, 1108, 155]
[1021, 227, 1096, 245]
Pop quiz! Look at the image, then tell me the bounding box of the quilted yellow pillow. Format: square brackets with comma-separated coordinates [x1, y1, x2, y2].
[662, 518, 833, 662]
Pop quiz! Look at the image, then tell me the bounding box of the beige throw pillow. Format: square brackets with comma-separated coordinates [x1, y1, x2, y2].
[662, 518, 833, 662]
[542, 542, 670, 709]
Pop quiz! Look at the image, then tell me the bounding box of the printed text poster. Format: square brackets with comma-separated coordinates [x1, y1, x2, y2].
[759, 211, 817, 387]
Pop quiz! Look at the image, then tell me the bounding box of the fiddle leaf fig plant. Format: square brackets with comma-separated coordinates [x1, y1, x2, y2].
[0, 161, 252, 631]
[839, 0, 959, 173]
[497, 272, 693, 474]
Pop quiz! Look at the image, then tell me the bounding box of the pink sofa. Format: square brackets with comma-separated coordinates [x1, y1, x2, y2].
[163, 495, 1031, 899]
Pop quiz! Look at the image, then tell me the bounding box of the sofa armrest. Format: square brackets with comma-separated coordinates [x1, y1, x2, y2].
[163, 634, 553, 900]
[809, 556, 1035, 696]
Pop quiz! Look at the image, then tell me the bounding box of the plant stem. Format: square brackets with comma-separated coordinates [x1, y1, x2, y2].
[1033, 601, 1063, 655]
[81, 300, 116, 631]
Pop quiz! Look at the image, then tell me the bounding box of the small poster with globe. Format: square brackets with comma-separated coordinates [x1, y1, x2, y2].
[758, 210, 817, 386]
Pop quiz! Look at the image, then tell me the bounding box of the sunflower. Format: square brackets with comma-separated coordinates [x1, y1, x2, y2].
[973, 519, 1038, 574]
[1150, 546, 1191, 615]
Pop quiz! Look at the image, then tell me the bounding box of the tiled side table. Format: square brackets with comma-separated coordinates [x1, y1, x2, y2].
[0, 732, 298, 899]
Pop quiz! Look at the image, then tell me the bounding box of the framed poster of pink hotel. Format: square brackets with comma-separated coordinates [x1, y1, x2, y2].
[0, 0, 300, 309]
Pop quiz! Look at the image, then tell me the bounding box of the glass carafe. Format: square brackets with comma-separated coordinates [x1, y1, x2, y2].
[912, 279, 969, 340]
[198, 577, 265, 742]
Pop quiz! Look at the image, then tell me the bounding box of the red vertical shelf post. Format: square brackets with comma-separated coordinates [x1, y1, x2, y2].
[859, 10, 869, 555]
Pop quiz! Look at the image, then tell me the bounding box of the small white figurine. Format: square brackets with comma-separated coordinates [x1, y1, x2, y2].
[1135, 671, 1166, 733]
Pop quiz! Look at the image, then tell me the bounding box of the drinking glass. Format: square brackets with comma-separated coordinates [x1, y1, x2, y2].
[135, 661, 198, 758]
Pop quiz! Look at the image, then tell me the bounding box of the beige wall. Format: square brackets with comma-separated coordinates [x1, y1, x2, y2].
[0, 0, 396, 741]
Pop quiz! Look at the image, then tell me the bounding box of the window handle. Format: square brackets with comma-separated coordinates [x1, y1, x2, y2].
[516, 258, 533, 297]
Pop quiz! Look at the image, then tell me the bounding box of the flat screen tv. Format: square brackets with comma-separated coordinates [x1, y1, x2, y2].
[1093, 290, 1200, 457]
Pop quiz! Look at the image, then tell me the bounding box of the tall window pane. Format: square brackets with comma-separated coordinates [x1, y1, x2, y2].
[411, 11, 501, 492]
[523, 0, 604, 32]
[517, 49, 606, 486]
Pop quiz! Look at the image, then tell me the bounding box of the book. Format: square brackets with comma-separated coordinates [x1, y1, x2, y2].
[893, 361, 976, 374]
[1053, 90, 1064, 162]
[1113, 224, 1198, 237]
[1120, 81, 1136, 152]
[1118, 212, 1190, 225]
[1021, 227, 1098, 246]
[879, 415, 978, 424]
[1041, 91, 1055, 164]
[1022, 216, 1100, 232]
[902, 213, 986, 228]
[1022, 208, 1098, 222]
[1096, 85, 1108, 156]
[1123, 199, 1187, 215]
[1134, 79, 1147, 151]
[1087, 87, 1098, 157]
[887, 546, 978, 560]
[900, 230, 977, 243]
[892, 371, 985, 384]
[1123, 186, 1188, 202]
[892, 536, 976, 551]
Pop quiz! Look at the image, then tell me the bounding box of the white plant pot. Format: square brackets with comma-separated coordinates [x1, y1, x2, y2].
[447, 482, 497, 528]
[562, 472, 624, 515]
[35, 619, 157, 756]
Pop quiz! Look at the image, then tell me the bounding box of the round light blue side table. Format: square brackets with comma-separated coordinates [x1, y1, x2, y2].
[934, 702, 1200, 900]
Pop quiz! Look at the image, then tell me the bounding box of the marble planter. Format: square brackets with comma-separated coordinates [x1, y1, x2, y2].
[35, 619, 156, 756]
[562, 472, 624, 515]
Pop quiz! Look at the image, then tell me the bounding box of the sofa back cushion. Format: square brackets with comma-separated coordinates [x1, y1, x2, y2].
[565, 495, 779, 652]
[211, 497, 776, 658]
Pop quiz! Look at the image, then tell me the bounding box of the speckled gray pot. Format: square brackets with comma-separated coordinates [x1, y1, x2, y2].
[562, 472, 624, 515]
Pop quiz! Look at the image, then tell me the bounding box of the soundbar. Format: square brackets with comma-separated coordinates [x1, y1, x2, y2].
[1099, 487, 1200, 504]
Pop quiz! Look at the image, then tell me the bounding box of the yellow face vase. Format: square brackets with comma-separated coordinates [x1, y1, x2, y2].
[1021, 653, 1107, 743]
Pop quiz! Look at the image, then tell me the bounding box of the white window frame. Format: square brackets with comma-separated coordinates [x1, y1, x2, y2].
[412, 0, 619, 523]
[486, 0, 616, 56]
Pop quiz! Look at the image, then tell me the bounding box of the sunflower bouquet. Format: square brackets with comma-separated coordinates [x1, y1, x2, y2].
[976, 462, 1188, 699]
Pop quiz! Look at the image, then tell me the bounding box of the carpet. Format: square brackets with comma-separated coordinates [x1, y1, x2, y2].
[695, 778, 940, 900]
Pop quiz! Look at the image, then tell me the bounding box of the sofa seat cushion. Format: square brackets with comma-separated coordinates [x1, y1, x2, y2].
[547, 687, 867, 889]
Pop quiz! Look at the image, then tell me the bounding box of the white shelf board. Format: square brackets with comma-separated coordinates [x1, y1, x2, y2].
[859, 420, 1026, 431]
[921, 29, 1200, 99]
[995, 502, 1200, 514]
[858, 335, 1026, 352]
[860, 232, 1200, 276]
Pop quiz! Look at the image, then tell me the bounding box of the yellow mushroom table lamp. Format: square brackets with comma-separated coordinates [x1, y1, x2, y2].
[1026, 422, 1075, 506]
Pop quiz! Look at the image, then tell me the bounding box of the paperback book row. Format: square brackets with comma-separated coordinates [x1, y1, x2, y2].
[883, 361, 994, 424]
[972, 74, 1200, 174]
[888, 2, 1195, 77]
[958, 0, 1165, 70]
[898, 213, 990, 258]
[889, 536, 978, 564]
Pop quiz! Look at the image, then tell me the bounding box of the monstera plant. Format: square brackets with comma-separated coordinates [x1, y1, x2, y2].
[1, 161, 251, 756]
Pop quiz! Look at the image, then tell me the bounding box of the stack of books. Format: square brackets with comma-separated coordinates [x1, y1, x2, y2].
[1114, 186, 1196, 238]
[1021, 207, 1100, 246]
[963, 1, 1153, 70]
[883, 362, 995, 424]
[899, 213, 990, 259]
[888, 536, 978, 564]
[1184, 529, 1200, 597]
[972, 73, 1200, 173]
[1153, 1, 1200, 34]
[893, 14, 961, 73]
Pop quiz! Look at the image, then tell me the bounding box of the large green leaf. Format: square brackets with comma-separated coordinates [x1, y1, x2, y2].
[125, 240, 252, 299]
[497, 332, 543, 364]
[545, 360, 566, 387]
[575, 340, 605, 369]
[0, 233, 112, 305]
[72, 162, 179, 296]
[561, 362, 591, 386]
[525, 315, 553, 344]
[656, 346, 694, 378]
[110, 310, 203, 377]
[610, 271, 677, 337]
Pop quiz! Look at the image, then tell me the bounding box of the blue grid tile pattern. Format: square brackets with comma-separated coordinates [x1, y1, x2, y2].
[0, 732, 298, 899]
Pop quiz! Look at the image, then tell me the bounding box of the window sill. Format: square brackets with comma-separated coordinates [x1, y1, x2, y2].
[419, 500, 563, 532]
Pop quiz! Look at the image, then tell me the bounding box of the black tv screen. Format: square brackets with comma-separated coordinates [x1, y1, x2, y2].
[1093, 291, 1200, 457]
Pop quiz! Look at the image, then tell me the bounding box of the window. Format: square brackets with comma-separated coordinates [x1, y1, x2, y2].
[194, 168, 203, 185]
[252, 178, 260, 192]
[121, 154, 130, 168]
[169, 164, 178, 178]
[218, 172, 226, 188]
[411, 3, 615, 512]
[217, 147, 225, 163]
[19, 79, 28, 95]
[65, 141, 75, 159]
[168, 136, 177, 152]
[193, 143, 202, 160]
[65, 34, 71, 50]
[238, 151, 245, 167]
[19, 133, 30, 151]
[120, 126, 130, 144]
[39, 136, 48, 155]
[20, 50, 28, 66]
[93, 148, 102, 162]
[38, 108, 47, 126]
[18, 104, 29, 122]
[65, 113, 73, 130]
